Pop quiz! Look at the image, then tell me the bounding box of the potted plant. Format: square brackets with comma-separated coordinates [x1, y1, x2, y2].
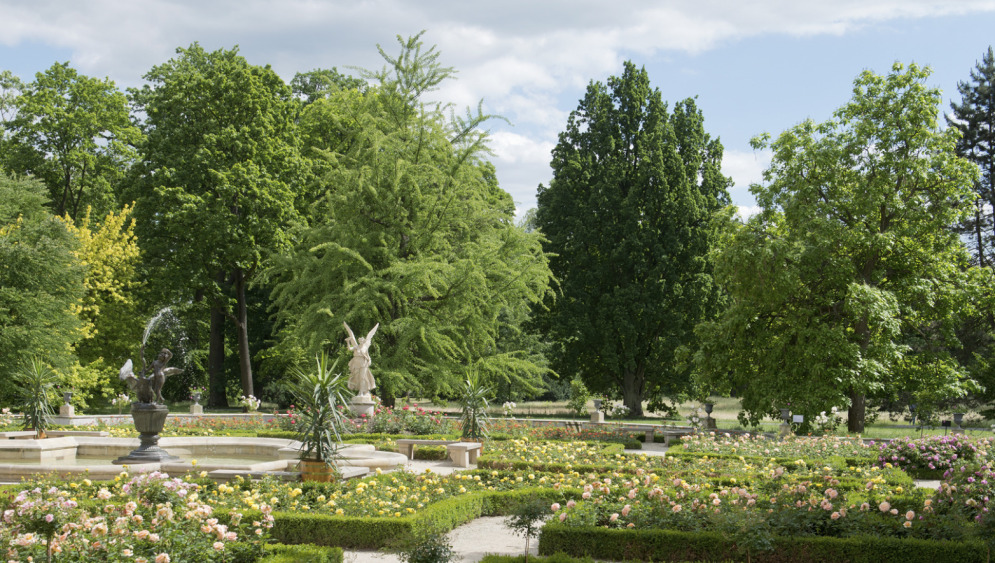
[14, 358, 58, 439]
[238, 394, 261, 413]
[289, 351, 352, 482]
[458, 373, 492, 443]
[111, 393, 131, 414]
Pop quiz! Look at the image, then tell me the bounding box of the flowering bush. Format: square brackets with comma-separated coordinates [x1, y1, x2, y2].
[870, 435, 993, 475]
[482, 438, 648, 470]
[680, 432, 872, 461]
[813, 406, 842, 434]
[604, 403, 630, 419]
[688, 407, 705, 429]
[492, 422, 636, 445]
[238, 395, 261, 412]
[358, 404, 453, 435]
[110, 393, 131, 410]
[548, 469, 936, 541]
[0, 471, 273, 562]
[502, 401, 516, 418]
[0, 407, 17, 430]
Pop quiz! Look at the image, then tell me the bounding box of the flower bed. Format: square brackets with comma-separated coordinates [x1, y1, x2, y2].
[870, 435, 994, 478]
[3, 434, 993, 559]
[680, 431, 873, 461]
[0, 470, 274, 562]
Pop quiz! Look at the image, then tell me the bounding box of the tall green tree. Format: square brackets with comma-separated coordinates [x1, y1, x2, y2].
[0, 175, 84, 404]
[696, 63, 978, 432]
[130, 44, 305, 404]
[948, 46, 995, 267]
[267, 33, 554, 405]
[536, 62, 731, 416]
[291, 67, 366, 105]
[1, 63, 139, 220]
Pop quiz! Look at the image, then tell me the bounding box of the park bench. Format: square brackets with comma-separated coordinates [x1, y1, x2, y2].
[445, 442, 482, 468]
[0, 431, 37, 439]
[394, 438, 483, 467]
[395, 438, 455, 459]
[618, 424, 659, 443]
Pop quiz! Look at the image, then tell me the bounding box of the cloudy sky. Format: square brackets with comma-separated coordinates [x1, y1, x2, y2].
[3, 1, 995, 216]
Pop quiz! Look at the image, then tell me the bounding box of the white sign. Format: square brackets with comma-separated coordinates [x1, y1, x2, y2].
[792, 415, 804, 423]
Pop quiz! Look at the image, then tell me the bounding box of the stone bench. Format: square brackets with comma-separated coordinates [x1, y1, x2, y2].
[446, 442, 482, 468]
[395, 439, 456, 460]
[0, 431, 37, 440]
[48, 431, 110, 438]
[618, 425, 659, 443]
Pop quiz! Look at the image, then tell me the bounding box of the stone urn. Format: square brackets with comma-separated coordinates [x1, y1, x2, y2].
[113, 403, 178, 464]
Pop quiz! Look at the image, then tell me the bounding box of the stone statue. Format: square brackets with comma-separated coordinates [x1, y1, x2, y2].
[119, 348, 182, 404]
[344, 322, 379, 397]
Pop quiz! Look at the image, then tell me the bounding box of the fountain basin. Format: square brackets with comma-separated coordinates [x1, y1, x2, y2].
[0, 436, 408, 482]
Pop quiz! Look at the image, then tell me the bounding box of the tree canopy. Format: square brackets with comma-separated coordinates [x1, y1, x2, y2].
[129, 44, 306, 402]
[0, 62, 139, 220]
[949, 46, 995, 267]
[267, 33, 554, 404]
[536, 62, 731, 416]
[696, 63, 979, 432]
[0, 175, 84, 404]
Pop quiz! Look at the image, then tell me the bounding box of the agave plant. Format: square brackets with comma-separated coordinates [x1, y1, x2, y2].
[458, 373, 493, 441]
[15, 358, 58, 438]
[289, 351, 353, 465]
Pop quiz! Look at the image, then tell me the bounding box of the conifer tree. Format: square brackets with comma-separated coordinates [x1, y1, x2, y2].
[267, 34, 553, 404]
[948, 46, 995, 266]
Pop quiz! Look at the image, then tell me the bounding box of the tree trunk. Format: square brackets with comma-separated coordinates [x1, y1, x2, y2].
[621, 365, 645, 416]
[234, 267, 254, 398]
[847, 387, 866, 433]
[208, 271, 228, 408]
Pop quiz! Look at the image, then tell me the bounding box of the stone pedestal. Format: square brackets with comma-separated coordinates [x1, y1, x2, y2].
[59, 404, 74, 417]
[952, 427, 966, 435]
[350, 394, 376, 418]
[113, 403, 178, 464]
[590, 411, 605, 423]
[705, 416, 717, 430]
[190, 404, 203, 415]
[779, 422, 792, 438]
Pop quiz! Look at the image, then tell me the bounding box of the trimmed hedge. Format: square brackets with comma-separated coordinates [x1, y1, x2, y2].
[480, 555, 599, 563]
[259, 543, 344, 563]
[233, 487, 572, 550]
[538, 524, 989, 563]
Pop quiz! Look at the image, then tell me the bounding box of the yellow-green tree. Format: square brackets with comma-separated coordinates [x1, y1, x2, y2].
[63, 205, 143, 405]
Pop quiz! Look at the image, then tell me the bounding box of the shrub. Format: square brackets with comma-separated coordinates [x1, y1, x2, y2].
[566, 379, 590, 417]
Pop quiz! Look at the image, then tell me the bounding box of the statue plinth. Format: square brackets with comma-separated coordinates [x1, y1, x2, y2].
[350, 394, 376, 418]
[113, 403, 178, 464]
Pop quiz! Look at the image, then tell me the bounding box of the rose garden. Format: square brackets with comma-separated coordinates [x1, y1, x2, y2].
[5, 29, 995, 563]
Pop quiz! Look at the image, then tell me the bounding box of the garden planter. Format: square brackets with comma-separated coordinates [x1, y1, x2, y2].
[299, 459, 336, 482]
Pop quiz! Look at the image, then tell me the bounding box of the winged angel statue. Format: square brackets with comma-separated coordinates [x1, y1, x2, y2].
[119, 348, 183, 405]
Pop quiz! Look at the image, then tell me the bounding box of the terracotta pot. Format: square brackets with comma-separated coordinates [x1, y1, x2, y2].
[299, 459, 336, 482]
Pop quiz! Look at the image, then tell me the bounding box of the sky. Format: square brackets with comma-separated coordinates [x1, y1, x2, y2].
[2, 0, 995, 217]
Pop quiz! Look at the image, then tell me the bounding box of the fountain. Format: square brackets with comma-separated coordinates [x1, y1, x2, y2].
[0, 310, 408, 482]
[114, 310, 185, 464]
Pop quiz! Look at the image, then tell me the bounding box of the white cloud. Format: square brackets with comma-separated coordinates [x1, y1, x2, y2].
[735, 205, 763, 221]
[723, 149, 771, 192]
[3, 0, 993, 215]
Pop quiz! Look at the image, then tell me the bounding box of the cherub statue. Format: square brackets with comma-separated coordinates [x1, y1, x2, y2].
[344, 322, 379, 397]
[119, 348, 182, 405]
